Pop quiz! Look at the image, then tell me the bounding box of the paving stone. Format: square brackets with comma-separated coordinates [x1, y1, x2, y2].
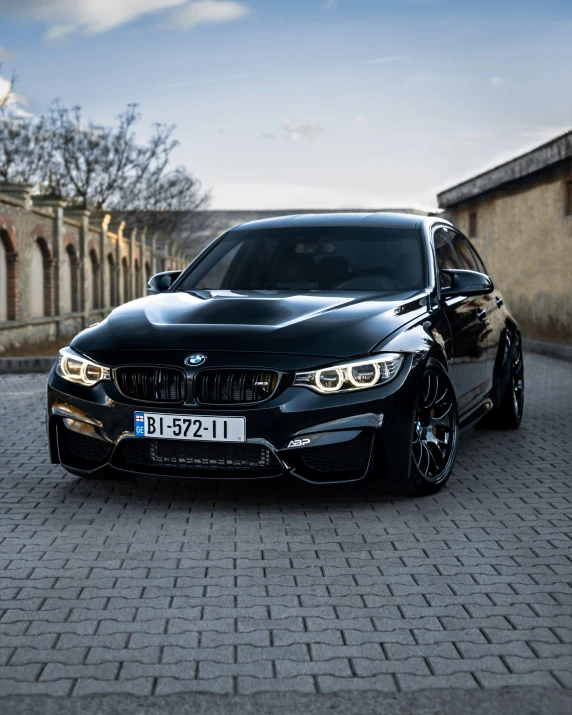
[318, 674, 397, 692]
[0, 354, 570, 697]
[237, 675, 316, 694]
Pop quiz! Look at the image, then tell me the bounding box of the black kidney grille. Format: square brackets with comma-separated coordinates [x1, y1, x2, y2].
[115, 367, 186, 403]
[116, 439, 281, 473]
[196, 370, 279, 405]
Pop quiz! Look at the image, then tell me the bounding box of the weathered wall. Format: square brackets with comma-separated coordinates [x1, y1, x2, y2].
[446, 172, 572, 341]
[0, 186, 191, 353]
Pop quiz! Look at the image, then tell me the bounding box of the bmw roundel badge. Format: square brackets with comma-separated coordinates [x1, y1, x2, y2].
[185, 353, 207, 367]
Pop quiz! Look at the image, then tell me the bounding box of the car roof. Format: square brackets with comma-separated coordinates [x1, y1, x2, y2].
[228, 212, 448, 232]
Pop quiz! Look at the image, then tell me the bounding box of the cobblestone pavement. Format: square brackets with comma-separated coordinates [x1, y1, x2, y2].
[0, 353, 570, 707]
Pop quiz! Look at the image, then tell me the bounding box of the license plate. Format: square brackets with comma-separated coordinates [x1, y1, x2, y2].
[134, 412, 245, 442]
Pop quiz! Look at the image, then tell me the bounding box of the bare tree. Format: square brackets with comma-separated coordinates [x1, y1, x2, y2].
[46, 102, 165, 209]
[111, 164, 210, 241]
[0, 89, 210, 247]
[44, 101, 210, 232]
[0, 69, 51, 185]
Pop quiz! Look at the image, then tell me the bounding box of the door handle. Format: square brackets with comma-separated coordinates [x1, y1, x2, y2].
[495, 296, 504, 308]
[476, 308, 487, 321]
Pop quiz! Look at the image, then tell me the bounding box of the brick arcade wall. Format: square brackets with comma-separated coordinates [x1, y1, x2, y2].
[0, 189, 191, 353]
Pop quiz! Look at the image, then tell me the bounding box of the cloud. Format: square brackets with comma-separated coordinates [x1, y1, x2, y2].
[282, 120, 323, 142]
[0, 46, 15, 61]
[490, 76, 507, 87]
[455, 130, 497, 139]
[518, 126, 570, 140]
[352, 115, 369, 129]
[0, 0, 250, 39]
[162, 73, 254, 89]
[167, 0, 250, 28]
[0, 74, 28, 111]
[365, 55, 402, 65]
[210, 182, 387, 210]
[45, 25, 77, 40]
[322, 0, 339, 8]
[261, 132, 276, 140]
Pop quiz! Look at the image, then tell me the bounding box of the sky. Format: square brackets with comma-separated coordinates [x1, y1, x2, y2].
[0, 0, 571, 210]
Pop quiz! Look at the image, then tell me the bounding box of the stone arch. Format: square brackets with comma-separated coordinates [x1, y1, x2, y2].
[30, 236, 54, 318]
[61, 243, 80, 314]
[145, 261, 151, 293]
[89, 249, 100, 311]
[134, 258, 142, 298]
[106, 252, 117, 308]
[121, 256, 130, 304]
[0, 226, 19, 321]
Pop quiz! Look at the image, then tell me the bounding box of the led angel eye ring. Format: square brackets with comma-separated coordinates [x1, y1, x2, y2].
[348, 361, 381, 388]
[315, 367, 344, 392]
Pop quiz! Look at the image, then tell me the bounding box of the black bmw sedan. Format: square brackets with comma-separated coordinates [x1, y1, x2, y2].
[46, 213, 524, 494]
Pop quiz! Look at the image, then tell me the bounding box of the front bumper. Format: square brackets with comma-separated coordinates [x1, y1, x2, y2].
[47, 352, 422, 485]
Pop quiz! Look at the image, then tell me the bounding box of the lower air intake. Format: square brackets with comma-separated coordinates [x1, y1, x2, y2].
[58, 423, 113, 467]
[114, 439, 282, 476]
[289, 431, 374, 482]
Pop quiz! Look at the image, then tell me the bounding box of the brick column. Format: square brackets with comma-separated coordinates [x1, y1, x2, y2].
[116, 222, 124, 303]
[129, 226, 137, 301]
[32, 197, 67, 326]
[66, 208, 91, 317]
[138, 228, 147, 297]
[6, 251, 20, 321]
[151, 233, 157, 274]
[44, 257, 56, 316]
[101, 215, 110, 310]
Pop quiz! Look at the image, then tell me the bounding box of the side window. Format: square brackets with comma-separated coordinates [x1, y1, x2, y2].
[465, 238, 488, 275]
[434, 228, 460, 269]
[449, 230, 478, 272]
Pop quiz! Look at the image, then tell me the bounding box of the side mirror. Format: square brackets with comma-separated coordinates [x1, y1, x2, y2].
[147, 270, 182, 295]
[440, 269, 494, 298]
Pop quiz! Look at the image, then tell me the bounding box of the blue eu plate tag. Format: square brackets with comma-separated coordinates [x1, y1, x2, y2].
[134, 412, 145, 437]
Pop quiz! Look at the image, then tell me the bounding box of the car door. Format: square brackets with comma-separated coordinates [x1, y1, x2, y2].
[461, 238, 506, 395]
[434, 227, 489, 413]
[447, 229, 499, 401]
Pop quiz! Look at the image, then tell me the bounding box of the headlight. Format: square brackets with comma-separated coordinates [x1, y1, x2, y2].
[56, 346, 110, 386]
[294, 353, 403, 394]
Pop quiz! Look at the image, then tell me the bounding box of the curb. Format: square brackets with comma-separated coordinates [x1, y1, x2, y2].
[523, 337, 572, 363]
[0, 356, 56, 374]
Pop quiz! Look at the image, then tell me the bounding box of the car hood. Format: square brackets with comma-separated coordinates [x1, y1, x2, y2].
[72, 290, 428, 359]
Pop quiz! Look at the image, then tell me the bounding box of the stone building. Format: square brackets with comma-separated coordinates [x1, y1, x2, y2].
[438, 130, 572, 340]
[0, 183, 191, 352]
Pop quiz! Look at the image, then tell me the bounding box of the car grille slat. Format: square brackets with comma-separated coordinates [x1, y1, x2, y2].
[196, 369, 279, 405]
[115, 366, 186, 403]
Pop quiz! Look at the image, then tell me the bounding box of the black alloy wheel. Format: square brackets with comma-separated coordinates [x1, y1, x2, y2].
[410, 359, 459, 493]
[482, 332, 524, 429]
[509, 335, 524, 425]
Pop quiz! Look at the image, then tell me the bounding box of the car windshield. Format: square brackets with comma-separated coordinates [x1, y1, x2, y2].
[177, 226, 427, 292]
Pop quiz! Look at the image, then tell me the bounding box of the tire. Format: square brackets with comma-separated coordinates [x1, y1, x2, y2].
[384, 358, 459, 496]
[481, 332, 524, 429]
